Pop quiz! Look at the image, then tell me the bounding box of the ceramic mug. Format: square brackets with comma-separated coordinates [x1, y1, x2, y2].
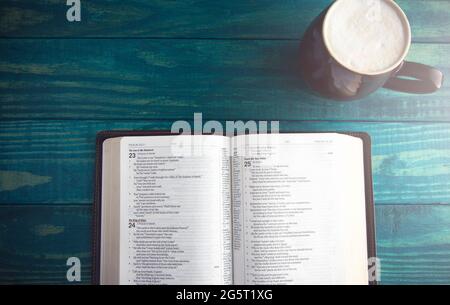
[299, 0, 444, 101]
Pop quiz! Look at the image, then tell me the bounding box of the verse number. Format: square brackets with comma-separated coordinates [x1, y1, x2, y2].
[129, 153, 136, 158]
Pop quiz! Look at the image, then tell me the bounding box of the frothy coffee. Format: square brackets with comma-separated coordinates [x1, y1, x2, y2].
[324, 0, 410, 74]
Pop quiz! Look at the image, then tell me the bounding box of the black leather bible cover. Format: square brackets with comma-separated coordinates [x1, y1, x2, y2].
[92, 131, 376, 285]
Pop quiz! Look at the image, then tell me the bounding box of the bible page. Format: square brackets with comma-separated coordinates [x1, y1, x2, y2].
[232, 133, 368, 284]
[118, 135, 232, 284]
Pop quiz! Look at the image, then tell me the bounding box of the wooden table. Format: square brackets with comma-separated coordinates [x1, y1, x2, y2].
[1, 0, 450, 284]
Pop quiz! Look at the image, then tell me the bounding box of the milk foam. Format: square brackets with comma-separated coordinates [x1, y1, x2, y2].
[324, 0, 409, 74]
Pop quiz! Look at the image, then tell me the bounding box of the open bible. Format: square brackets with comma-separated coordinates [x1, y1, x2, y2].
[93, 131, 376, 285]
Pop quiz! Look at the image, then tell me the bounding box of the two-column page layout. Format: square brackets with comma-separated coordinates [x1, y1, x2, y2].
[97, 133, 374, 285]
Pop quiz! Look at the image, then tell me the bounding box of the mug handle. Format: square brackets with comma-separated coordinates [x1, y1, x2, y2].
[383, 61, 443, 94]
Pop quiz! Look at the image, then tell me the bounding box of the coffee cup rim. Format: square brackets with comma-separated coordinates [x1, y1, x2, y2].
[322, 0, 412, 76]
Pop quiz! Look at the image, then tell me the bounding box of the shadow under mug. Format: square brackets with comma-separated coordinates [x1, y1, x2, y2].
[299, 0, 444, 101]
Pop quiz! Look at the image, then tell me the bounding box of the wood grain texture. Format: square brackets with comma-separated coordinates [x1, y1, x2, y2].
[377, 205, 450, 284]
[0, 204, 448, 284]
[0, 205, 92, 284]
[0, 39, 449, 121]
[1, 120, 450, 205]
[0, 0, 449, 42]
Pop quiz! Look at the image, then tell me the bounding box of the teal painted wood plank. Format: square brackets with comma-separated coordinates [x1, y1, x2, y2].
[0, 205, 92, 284]
[1, 120, 450, 205]
[0, 39, 449, 121]
[0, 0, 448, 42]
[0, 204, 448, 284]
[377, 205, 450, 284]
